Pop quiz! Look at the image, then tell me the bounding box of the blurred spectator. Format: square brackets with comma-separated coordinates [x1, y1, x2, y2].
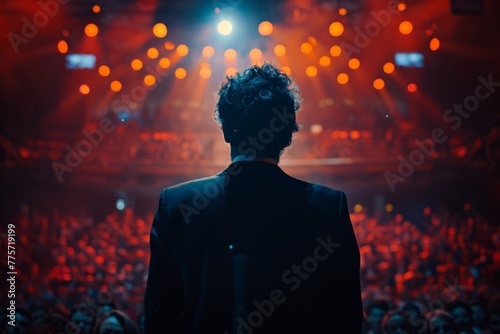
[426, 310, 458, 334]
[94, 310, 139, 334]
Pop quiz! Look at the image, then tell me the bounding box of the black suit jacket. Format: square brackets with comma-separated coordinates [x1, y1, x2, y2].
[145, 161, 363, 333]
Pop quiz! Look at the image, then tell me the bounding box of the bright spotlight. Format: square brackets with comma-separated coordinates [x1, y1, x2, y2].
[218, 20, 233, 35]
[116, 199, 125, 211]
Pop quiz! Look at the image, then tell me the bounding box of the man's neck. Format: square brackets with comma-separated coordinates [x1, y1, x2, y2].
[231, 154, 278, 165]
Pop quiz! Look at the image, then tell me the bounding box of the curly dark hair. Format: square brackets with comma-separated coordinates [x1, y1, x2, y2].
[214, 62, 301, 161]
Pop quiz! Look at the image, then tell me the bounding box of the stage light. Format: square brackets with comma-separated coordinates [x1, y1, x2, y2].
[224, 49, 237, 61]
[301, 42, 313, 54]
[158, 57, 170, 69]
[202, 45, 215, 58]
[398, 3, 406, 11]
[144, 74, 156, 86]
[110, 81, 122, 92]
[176, 44, 189, 56]
[337, 73, 349, 84]
[98, 65, 110, 77]
[116, 199, 125, 211]
[274, 44, 286, 57]
[407, 83, 418, 92]
[249, 48, 262, 62]
[79, 84, 90, 94]
[330, 45, 341, 57]
[218, 20, 233, 35]
[430, 37, 440, 51]
[147, 47, 159, 59]
[175, 68, 187, 79]
[373, 78, 385, 90]
[383, 62, 395, 74]
[58, 40, 68, 54]
[153, 23, 167, 38]
[225, 67, 237, 77]
[131, 59, 143, 70]
[399, 21, 413, 35]
[385, 204, 394, 212]
[348, 58, 360, 69]
[84, 23, 98, 37]
[350, 131, 360, 140]
[258, 21, 273, 36]
[339, 8, 347, 15]
[92, 5, 100, 13]
[281, 66, 291, 76]
[200, 67, 212, 79]
[306, 66, 317, 77]
[164, 41, 175, 50]
[354, 204, 363, 213]
[311, 124, 323, 135]
[319, 56, 331, 67]
[329, 22, 344, 36]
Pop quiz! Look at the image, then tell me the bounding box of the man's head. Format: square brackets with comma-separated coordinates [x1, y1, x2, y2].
[214, 63, 300, 162]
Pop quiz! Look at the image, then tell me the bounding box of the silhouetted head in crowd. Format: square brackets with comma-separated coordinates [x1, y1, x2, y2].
[382, 310, 412, 334]
[5, 307, 31, 334]
[31, 314, 68, 334]
[214, 62, 300, 162]
[29, 305, 49, 327]
[97, 302, 117, 319]
[469, 299, 487, 331]
[426, 310, 458, 334]
[70, 303, 94, 334]
[490, 305, 500, 334]
[402, 301, 425, 333]
[365, 299, 391, 333]
[447, 301, 473, 333]
[94, 310, 138, 334]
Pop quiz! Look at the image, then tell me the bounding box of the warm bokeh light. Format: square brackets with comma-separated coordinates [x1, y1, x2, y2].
[176, 44, 189, 57]
[164, 41, 175, 50]
[144, 74, 156, 86]
[98, 65, 110, 77]
[79, 84, 90, 95]
[307, 36, 317, 46]
[430, 37, 440, 51]
[153, 23, 167, 38]
[383, 62, 395, 74]
[339, 8, 347, 16]
[110, 80, 122, 92]
[373, 78, 385, 90]
[399, 21, 413, 35]
[158, 57, 170, 69]
[305, 66, 318, 77]
[330, 45, 342, 57]
[175, 68, 187, 79]
[92, 5, 100, 13]
[217, 20, 233, 35]
[385, 204, 394, 212]
[311, 124, 323, 135]
[131, 59, 143, 70]
[348, 58, 360, 69]
[337, 73, 349, 84]
[258, 21, 273, 36]
[354, 204, 363, 213]
[301, 42, 313, 54]
[350, 131, 360, 140]
[274, 44, 286, 57]
[147, 47, 159, 59]
[224, 49, 237, 61]
[424, 207, 431, 215]
[407, 83, 418, 92]
[281, 66, 291, 76]
[319, 56, 331, 67]
[57, 40, 68, 54]
[199, 67, 212, 79]
[397, 3, 406, 11]
[329, 22, 344, 36]
[225, 67, 238, 77]
[84, 23, 98, 37]
[202, 45, 215, 58]
[249, 48, 262, 61]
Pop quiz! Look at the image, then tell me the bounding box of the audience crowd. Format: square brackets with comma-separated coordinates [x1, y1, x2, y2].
[1, 203, 499, 334]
